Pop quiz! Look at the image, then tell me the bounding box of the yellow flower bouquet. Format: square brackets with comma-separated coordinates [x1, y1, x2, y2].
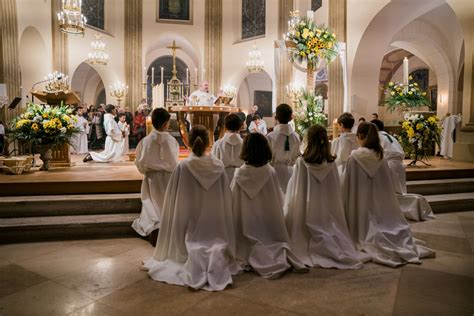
[384, 76, 430, 112]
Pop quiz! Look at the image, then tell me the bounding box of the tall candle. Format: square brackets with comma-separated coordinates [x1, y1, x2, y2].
[151, 67, 155, 86]
[186, 68, 189, 85]
[143, 67, 146, 82]
[202, 68, 206, 81]
[403, 57, 409, 89]
[307, 11, 314, 21]
[160, 67, 164, 84]
[194, 68, 198, 85]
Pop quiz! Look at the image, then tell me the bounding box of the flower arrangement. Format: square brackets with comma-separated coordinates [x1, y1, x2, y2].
[384, 76, 430, 112]
[397, 113, 441, 165]
[286, 16, 338, 70]
[293, 90, 327, 137]
[9, 103, 78, 145]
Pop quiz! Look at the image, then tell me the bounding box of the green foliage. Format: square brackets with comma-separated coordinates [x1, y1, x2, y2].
[293, 89, 327, 138]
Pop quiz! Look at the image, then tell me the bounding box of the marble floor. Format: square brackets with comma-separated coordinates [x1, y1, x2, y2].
[0, 212, 473, 316]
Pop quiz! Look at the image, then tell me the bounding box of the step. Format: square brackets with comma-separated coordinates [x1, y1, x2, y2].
[407, 178, 474, 195]
[0, 213, 139, 244]
[426, 192, 474, 214]
[405, 168, 474, 181]
[0, 194, 142, 218]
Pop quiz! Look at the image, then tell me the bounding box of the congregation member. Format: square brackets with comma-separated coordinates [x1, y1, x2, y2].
[371, 119, 435, 221]
[211, 113, 244, 181]
[267, 104, 301, 194]
[117, 113, 130, 155]
[248, 115, 268, 135]
[245, 105, 262, 130]
[342, 122, 435, 267]
[133, 106, 147, 143]
[331, 112, 359, 177]
[143, 125, 241, 291]
[0, 120, 5, 154]
[285, 125, 369, 269]
[132, 108, 179, 244]
[88, 105, 105, 149]
[232, 133, 306, 278]
[70, 107, 89, 155]
[83, 104, 125, 163]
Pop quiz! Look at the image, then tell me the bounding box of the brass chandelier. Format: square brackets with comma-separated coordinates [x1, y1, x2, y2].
[57, 0, 87, 35]
[88, 33, 109, 65]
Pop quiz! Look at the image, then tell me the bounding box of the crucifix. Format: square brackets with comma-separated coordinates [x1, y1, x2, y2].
[166, 40, 181, 80]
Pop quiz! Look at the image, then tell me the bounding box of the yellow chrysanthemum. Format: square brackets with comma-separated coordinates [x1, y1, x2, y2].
[31, 123, 39, 131]
[302, 28, 310, 39]
[416, 123, 424, 131]
[407, 128, 415, 138]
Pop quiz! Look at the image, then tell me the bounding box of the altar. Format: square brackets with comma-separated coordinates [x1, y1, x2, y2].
[170, 105, 240, 147]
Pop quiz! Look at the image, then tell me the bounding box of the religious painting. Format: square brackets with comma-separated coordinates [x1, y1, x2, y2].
[254, 90, 272, 117]
[82, 0, 105, 30]
[410, 68, 429, 92]
[315, 68, 328, 82]
[311, 0, 322, 11]
[157, 0, 193, 24]
[242, 0, 265, 40]
[429, 86, 438, 112]
[315, 83, 328, 100]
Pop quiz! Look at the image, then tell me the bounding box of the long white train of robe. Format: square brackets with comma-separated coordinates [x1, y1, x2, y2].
[267, 124, 301, 194]
[211, 132, 244, 182]
[143, 154, 242, 291]
[231, 164, 307, 278]
[284, 158, 370, 269]
[70, 115, 90, 154]
[342, 147, 435, 267]
[331, 132, 359, 178]
[440, 115, 461, 158]
[90, 113, 125, 162]
[379, 131, 435, 221]
[118, 121, 130, 155]
[131, 130, 179, 236]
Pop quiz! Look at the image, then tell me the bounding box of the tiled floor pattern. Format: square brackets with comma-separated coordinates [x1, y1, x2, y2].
[0, 212, 473, 316]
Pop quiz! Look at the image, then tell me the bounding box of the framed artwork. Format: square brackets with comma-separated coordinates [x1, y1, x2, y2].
[254, 90, 273, 117]
[429, 85, 438, 112]
[156, 0, 193, 24]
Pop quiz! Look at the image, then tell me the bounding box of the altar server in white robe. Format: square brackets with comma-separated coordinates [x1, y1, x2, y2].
[342, 122, 435, 267]
[70, 107, 89, 154]
[83, 104, 125, 163]
[285, 125, 369, 269]
[331, 113, 359, 178]
[117, 113, 130, 155]
[211, 113, 244, 181]
[440, 113, 461, 159]
[143, 125, 242, 291]
[132, 108, 179, 239]
[232, 133, 306, 278]
[372, 119, 435, 221]
[267, 104, 301, 194]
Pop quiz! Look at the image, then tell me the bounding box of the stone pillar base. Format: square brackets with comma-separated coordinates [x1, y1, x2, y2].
[453, 130, 474, 162]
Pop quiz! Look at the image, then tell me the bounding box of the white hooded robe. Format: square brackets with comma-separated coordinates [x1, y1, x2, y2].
[440, 115, 461, 158]
[211, 132, 244, 181]
[342, 147, 435, 267]
[90, 113, 125, 162]
[143, 154, 242, 291]
[70, 115, 90, 154]
[331, 132, 359, 178]
[131, 130, 179, 236]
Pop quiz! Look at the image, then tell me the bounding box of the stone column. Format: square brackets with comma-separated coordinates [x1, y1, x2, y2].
[277, 0, 294, 106]
[328, 0, 346, 125]
[205, 0, 222, 94]
[0, 0, 21, 122]
[51, 0, 69, 75]
[124, 0, 143, 112]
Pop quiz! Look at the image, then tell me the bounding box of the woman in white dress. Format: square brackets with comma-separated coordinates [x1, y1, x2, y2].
[342, 122, 435, 267]
[285, 125, 369, 269]
[70, 107, 89, 154]
[143, 125, 241, 291]
[131, 109, 179, 243]
[211, 113, 244, 182]
[83, 104, 124, 163]
[232, 133, 306, 278]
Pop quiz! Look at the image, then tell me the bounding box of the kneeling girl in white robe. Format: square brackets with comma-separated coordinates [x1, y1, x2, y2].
[231, 133, 306, 278]
[132, 108, 179, 240]
[143, 125, 241, 291]
[211, 113, 244, 182]
[267, 104, 301, 194]
[285, 125, 369, 269]
[342, 122, 435, 267]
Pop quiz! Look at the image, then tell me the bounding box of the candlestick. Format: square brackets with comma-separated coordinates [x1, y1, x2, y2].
[160, 67, 164, 84]
[152, 67, 155, 86]
[403, 57, 409, 91]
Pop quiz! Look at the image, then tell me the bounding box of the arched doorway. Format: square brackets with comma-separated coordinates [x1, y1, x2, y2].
[71, 62, 105, 109]
[237, 72, 273, 117]
[146, 56, 189, 104]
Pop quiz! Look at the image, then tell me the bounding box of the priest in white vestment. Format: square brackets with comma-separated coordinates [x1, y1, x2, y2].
[331, 113, 359, 178]
[70, 108, 89, 154]
[211, 113, 244, 181]
[231, 133, 306, 278]
[342, 123, 435, 267]
[267, 104, 301, 194]
[188, 81, 216, 106]
[143, 125, 241, 291]
[372, 119, 435, 221]
[83, 104, 125, 163]
[440, 114, 461, 159]
[132, 109, 179, 237]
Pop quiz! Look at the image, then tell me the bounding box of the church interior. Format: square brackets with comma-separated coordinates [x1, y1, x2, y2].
[0, 0, 473, 315]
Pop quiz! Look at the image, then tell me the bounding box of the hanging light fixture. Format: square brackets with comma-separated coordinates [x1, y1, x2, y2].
[246, 44, 264, 73]
[88, 33, 109, 66]
[57, 0, 87, 36]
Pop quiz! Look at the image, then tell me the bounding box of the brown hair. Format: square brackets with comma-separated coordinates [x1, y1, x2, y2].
[240, 133, 272, 167]
[337, 112, 355, 129]
[224, 113, 243, 132]
[151, 108, 171, 130]
[275, 103, 293, 124]
[303, 125, 336, 164]
[356, 122, 383, 159]
[105, 104, 115, 113]
[189, 125, 209, 157]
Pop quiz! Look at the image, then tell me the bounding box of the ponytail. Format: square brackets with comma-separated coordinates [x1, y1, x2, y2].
[189, 125, 209, 157]
[356, 122, 383, 159]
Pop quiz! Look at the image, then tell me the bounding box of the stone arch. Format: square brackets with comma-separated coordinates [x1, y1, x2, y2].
[237, 71, 273, 115]
[71, 62, 105, 108]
